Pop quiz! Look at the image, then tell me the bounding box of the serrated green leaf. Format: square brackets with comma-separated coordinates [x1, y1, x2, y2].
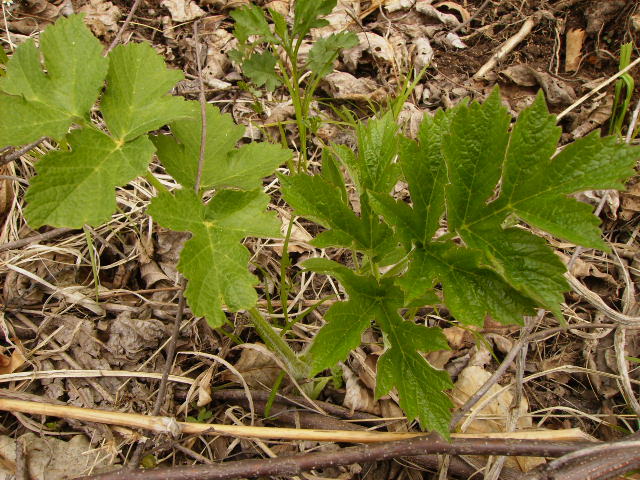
[230, 4, 275, 44]
[302, 258, 453, 436]
[102, 42, 191, 141]
[25, 128, 154, 228]
[306, 32, 358, 77]
[375, 311, 453, 438]
[243, 51, 282, 91]
[487, 95, 638, 248]
[154, 103, 289, 190]
[443, 88, 511, 231]
[149, 189, 281, 327]
[334, 113, 400, 193]
[462, 222, 567, 317]
[280, 173, 394, 256]
[400, 243, 535, 325]
[0, 15, 108, 146]
[293, 0, 336, 37]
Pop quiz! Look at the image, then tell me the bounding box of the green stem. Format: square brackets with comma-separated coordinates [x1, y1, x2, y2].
[248, 307, 308, 380]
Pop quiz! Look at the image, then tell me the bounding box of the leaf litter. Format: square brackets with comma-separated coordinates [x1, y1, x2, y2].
[1, 0, 640, 479]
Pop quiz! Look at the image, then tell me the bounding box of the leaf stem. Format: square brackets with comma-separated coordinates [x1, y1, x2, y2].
[247, 307, 308, 380]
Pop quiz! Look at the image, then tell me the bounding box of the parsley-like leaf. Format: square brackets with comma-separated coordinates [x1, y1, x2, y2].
[307, 32, 358, 77]
[243, 51, 282, 91]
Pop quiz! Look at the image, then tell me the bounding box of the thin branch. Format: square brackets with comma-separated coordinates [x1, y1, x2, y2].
[0, 227, 73, 253]
[126, 278, 187, 468]
[450, 0, 492, 34]
[449, 309, 543, 429]
[0, 137, 45, 167]
[106, 0, 144, 54]
[76, 435, 593, 480]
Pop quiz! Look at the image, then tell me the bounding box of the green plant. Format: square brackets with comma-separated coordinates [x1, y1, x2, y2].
[2, 15, 638, 441]
[229, 0, 358, 170]
[609, 42, 635, 138]
[280, 90, 638, 437]
[0, 16, 292, 355]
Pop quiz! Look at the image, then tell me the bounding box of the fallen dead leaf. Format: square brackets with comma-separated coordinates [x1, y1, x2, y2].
[0, 434, 116, 479]
[323, 72, 386, 102]
[221, 343, 282, 388]
[565, 28, 585, 72]
[161, 0, 205, 22]
[342, 32, 397, 71]
[78, 0, 122, 36]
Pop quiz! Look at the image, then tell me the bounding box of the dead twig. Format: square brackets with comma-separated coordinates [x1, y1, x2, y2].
[75, 435, 594, 480]
[0, 227, 73, 253]
[0, 138, 45, 167]
[473, 12, 551, 79]
[106, 0, 144, 54]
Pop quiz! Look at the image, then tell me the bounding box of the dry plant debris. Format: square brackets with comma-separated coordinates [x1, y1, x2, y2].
[0, 0, 640, 479]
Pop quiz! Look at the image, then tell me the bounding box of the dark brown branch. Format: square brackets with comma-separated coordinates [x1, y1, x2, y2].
[0, 228, 73, 253]
[77, 435, 591, 480]
[0, 138, 45, 167]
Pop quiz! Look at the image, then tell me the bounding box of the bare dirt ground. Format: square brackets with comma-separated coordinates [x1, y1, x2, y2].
[0, 0, 639, 479]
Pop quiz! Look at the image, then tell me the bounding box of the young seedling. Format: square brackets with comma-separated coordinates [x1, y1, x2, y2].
[230, 0, 358, 170]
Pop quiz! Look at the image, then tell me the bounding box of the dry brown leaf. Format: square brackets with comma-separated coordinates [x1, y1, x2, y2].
[196, 366, 214, 407]
[0, 434, 115, 480]
[565, 28, 585, 72]
[621, 180, 640, 221]
[341, 364, 381, 415]
[161, 0, 205, 22]
[77, 0, 122, 36]
[221, 344, 282, 388]
[323, 72, 386, 101]
[0, 165, 14, 219]
[433, 1, 470, 23]
[342, 32, 396, 71]
[0, 341, 26, 375]
[452, 363, 544, 471]
[8, 0, 60, 34]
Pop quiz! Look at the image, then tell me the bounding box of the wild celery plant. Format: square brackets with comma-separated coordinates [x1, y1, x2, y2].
[280, 89, 638, 438]
[229, 0, 358, 171]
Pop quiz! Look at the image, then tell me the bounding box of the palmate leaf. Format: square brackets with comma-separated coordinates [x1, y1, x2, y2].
[372, 88, 637, 321]
[243, 51, 282, 91]
[302, 258, 453, 437]
[18, 23, 191, 229]
[102, 42, 192, 142]
[149, 189, 280, 327]
[25, 129, 154, 228]
[153, 102, 290, 191]
[0, 15, 107, 147]
[230, 4, 275, 44]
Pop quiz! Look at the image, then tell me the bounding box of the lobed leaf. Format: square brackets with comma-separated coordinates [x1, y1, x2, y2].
[101, 42, 192, 142]
[302, 258, 453, 437]
[154, 103, 290, 191]
[0, 15, 107, 146]
[293, 0, 337, 37]
[149, 189, 281, 327]
[25, 129, 154, 228]
[230, 4, 274, 44]
[242, 51, 282, 91]
[307, 32, 359, 77]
